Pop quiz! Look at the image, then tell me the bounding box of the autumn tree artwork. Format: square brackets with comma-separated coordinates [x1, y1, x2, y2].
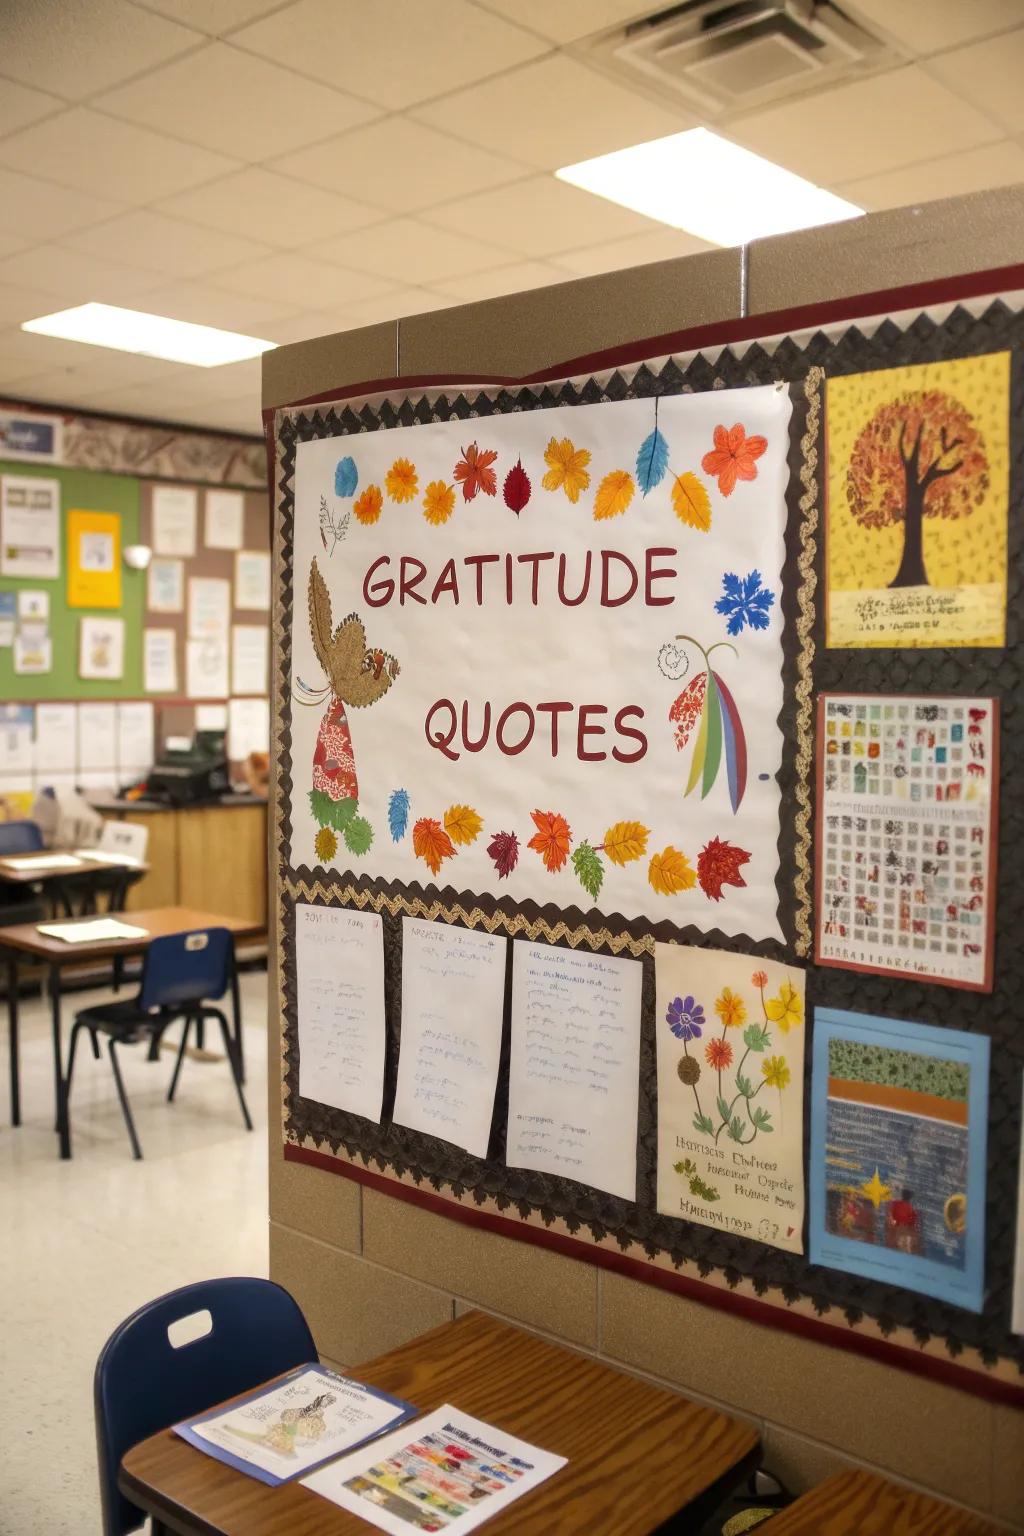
[845, 389, 989, 590]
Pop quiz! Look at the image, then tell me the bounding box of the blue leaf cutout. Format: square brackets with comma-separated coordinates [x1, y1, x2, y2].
[635, 427, 669, 496]
[334, 456, 358, 497]
[388, 788, 410, 842]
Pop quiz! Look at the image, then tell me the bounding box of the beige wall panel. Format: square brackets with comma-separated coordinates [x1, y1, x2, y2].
[760, 1425, 862, 1496]
[269, 1224, 451, 1367]
[263, 321, 396, 411]
[269, 1154, 362, 1255]
[748, 184, 1024, 315]
[600, 1272, 993, 1509]
[992, 1403, 1024, 1527]
[362, 1189, 598, 1348]
[398, 249, 741, 379]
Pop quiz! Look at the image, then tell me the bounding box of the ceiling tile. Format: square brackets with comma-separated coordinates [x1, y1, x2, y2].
[271, 116, 529, 214]
[126, 277, 302, 330]
[157, 166, 384, 247]
[232, 0, 548, 110]
[926, 29, 1024, 134]
[425, 175, 660, 256]
[2, 0, 203, 99]
[0, 77, 64, 137]
[62, 210, 273, 278]
[0, 168, 125, 243]
[96, 41, 379, 162]
[224, 252, 394, 306]
[842, 0, 1023, 54]
[130, 0, 290, 33]
[412, 53, 693, 170]
[474, 0, 655, 45]
[725, 67, 1000, 186]
[0, 283, 66, 324]
[431, 260, 569, 302]
[836, 139, 1024, 212]
[307, 217, 512, 285]
[0, 243, 158, 303]
[0, 109, 241, 202]
[552, 226, 717, 277]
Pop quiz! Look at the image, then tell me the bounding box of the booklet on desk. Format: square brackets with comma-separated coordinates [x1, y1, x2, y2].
[36, 918, 149, 943]
[174, 1364, 417, 1487]
[302, 1404, 567, 1533]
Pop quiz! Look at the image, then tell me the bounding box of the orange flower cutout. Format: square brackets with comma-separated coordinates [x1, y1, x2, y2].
[701, 424, 767, 496]
[454, 441, 498, 501]
[353, 484, 382, 525]
[527, 809, 571, 873]
[385, 457, 418, 503]
[751, 969, 768, 989]
[705, 1037, 733, 1071]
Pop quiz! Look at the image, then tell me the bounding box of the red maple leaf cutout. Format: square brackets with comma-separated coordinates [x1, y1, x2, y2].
[454, 441, 498, 501]
[697, 836, 751, 901]
[486, 829, 519, 879]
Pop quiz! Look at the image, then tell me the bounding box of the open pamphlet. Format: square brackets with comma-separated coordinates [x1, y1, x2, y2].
[72, 848, 143, 867]
[174, 1364, 417, 1487]
[302, 1404, 567, 1533]
[36, 918, 149, 943]
[3, 853, 84, 870]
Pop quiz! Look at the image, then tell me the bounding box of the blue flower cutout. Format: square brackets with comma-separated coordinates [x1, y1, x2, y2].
[667, 994, 705, 1042]
[714, 569, 775, 636]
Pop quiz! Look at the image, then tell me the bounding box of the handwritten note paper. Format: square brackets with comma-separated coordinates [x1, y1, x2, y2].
[393, 917, 506, 1157]
[296, 904, 386, 1121]
[506, 942, 643, 1201]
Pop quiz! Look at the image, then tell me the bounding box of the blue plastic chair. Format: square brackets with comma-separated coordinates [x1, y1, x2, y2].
[95, 1277, 318, 1536]
[67, 927, 251, 1159]
[0, 819, 43, 854]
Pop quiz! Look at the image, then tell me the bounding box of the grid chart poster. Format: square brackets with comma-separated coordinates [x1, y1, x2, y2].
[810, 1008, 989, 1312]
[289, 386, 792, 942]
[815, 694, 998, 991]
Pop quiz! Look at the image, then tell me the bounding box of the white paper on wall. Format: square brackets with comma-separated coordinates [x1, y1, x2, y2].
[152, 485, 197, 557]
[204, 488, 244, 550]
[34, 702, 77, 774]
[227, 697, 269, 759]
[143, 628, 178, 693]
[230, 623, 268, 694]
[117, 702, 155, 774]
[186, 638, 229, 699]
[296, 903, 386, 1120]
[77, 703, 117, 772]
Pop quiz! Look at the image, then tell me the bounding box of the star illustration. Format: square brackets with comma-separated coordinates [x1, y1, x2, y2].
[860, 1168, 892, 1210]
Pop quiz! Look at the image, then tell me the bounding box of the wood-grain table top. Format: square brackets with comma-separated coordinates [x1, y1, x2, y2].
[0, 851, 148, 884]
[0, 905, 263, 962]
[761, 1469, 1005, 1535]
[120, 1309, 759, 1536]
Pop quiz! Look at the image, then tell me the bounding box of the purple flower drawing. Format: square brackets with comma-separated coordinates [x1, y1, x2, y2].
[667, 994, 705, 1042]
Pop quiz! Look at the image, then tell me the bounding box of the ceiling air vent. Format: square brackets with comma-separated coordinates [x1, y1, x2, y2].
[582, 1, 900, 118]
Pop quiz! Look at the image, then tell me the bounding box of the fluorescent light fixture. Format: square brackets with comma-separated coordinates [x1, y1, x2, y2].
[556, 127, 862, 247]
[21, 302, 277, 367]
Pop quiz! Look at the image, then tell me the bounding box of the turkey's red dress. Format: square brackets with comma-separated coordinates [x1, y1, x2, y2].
[312, 698, 358, 803]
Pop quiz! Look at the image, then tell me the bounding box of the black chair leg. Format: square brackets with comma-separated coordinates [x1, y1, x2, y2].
[66, 1022, 86, 1099]
[215, 1012, 252, 1131]
[107, 1039, 143, 1160]
[167, 1016, 191, 1103]
[89, 1027, 100, 1059]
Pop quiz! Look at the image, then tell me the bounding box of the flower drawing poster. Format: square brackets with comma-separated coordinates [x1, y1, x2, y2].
[288, 384, 793, 942]
[810, 1008, 989, 1311]
[655, 943, 806, 1253]
[826, 353, 1009, 648]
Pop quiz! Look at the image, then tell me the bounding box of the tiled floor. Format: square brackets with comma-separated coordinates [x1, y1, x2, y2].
[0, 965, 269, 1536]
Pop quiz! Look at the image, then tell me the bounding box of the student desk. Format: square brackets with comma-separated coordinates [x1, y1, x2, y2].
[120, 1309, 760, 1536]
[0, 848, 148, 912]
[762, 1469, 1004, 1535]
[1, 905, 262, 1157]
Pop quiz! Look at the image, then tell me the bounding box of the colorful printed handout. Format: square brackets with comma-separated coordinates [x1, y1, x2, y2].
[816, 694, 998, 991]
[809, 1008, 988, 1311]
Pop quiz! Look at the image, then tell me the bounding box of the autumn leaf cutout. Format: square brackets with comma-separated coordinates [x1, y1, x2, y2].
[412, 816, 455, 877]
[444, 803, 483, 846]
[454, 442, 498, 501]
[542, 437, 591, 503]
[503, 458, 531, 514]
[527, 809, 572, 872]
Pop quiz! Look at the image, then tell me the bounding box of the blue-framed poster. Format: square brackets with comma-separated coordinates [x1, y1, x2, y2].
[810, 1008, 989, 1311]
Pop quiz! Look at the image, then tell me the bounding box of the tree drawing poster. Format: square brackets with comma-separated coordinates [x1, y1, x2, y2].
[288, 385, 793, 942]
[655, 943, 805, 1253]
[810, 1008, 989, 1312]
[825, 353, 1009, 648]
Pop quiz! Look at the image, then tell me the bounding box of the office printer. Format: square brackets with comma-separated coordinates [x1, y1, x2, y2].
[145, 729, 230, 806]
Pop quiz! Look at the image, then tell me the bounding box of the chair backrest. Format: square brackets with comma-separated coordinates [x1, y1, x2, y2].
[95, 1276, 317, 1536]
[138, 927, 233, 1011]
[98, 820, 149, 862]
[0, 819, 43, 854]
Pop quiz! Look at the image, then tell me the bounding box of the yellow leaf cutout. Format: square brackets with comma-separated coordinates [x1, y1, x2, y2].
[602, 820, 650, 867]
[444, 803, 483, 847]
[671, 471, 711, 532]
[593, 468, 635, 521]
[542, 436, 591, 504]
[648, 846, 697, 896]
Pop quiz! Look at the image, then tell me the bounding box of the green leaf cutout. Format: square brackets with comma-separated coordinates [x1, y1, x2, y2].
[571, 841, 604, 901]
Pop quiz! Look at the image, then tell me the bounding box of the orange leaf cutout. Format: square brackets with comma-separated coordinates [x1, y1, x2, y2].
[593, 469, 635, 520]
[602, 820, 649, 867]
[527, 809, 571, 872]
[412, 816, 455, 877]
[454, 441, 498, 501]
[443, 803, 483, 846]
[701, 423, 768, 497]
[671, 471, 712, 531]
[648, 846, 696, 896]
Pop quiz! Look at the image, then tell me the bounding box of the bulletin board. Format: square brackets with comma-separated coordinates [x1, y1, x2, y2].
[272, 269, 1024, 1407]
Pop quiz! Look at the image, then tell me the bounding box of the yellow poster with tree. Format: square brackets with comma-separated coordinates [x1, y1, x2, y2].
[826, 353, 1008, 647]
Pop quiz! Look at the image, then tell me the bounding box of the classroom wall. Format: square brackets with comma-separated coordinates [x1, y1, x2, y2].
[264, 184, 1024, 1533]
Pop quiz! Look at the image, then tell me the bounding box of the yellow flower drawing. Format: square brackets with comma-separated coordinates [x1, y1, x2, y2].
[765, 980, 803, 1033]
[385, 457, 418, 503]
[314, 826, 338, 863]
[422, 480, 456, 526]
[714, 987, 747, 1028]
[353, 484, 382, 525]
[542, 436, 591, 503]
[761, 1055, 790, 1091]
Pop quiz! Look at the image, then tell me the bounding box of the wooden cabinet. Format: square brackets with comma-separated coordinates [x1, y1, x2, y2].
[101, 798, 267, 928]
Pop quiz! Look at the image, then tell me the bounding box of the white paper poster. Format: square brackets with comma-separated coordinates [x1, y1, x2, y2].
[117, 701, 155, 774]
[17, 589, 48, 622]
[79, 615, 124, 680]
[196, 703, 228, 732]
[77, 703, 117, 771]
[227, 696, 269, 759]
[148, 557, 184, 613]
[289, 384, 791, 942]
[231, 623, 268, 694]
[0, 704, 34, 775]
[188, 576, 231, 642]
[204, 488, 244, 550]
[144, 628, 178, 693]
[152, 485, 197, 556]
[14, 631, 51, 674]
[296, 903, 386, 1120]
[0, 474, 60, 578]
[0, 591, 14, 646]
[655, 944, 805, 1253]
[34, 703, 77, 774]
[506, 941, 643, 1201]
[393, 917, 507, 1157]
[235, 549, 270, 610]
[186, 637, 229, 699]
